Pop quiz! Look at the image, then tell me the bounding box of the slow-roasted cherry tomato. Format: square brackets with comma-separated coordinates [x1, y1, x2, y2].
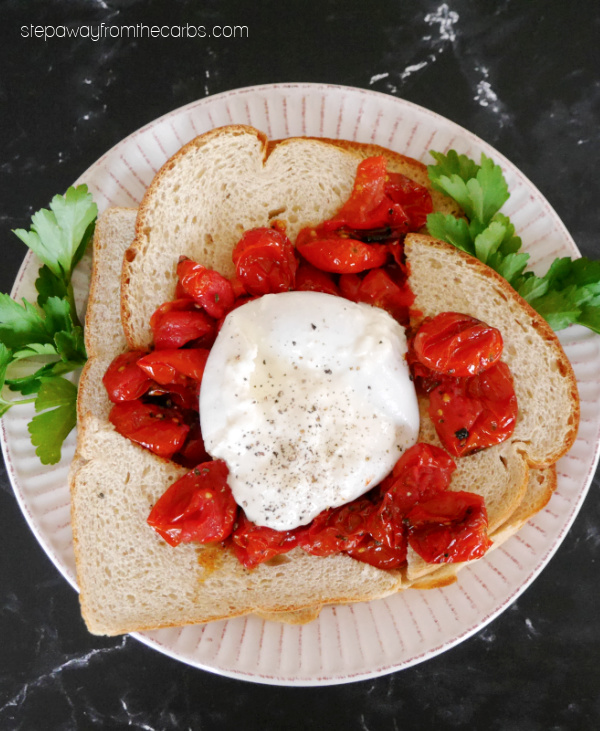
[295, 260, 339, 295]
[327, 156, 388, 230]
[362, 496, 406, 552]
[137, 348, 210, 386]
[147, 460, 236, 547]
[387, 241, 406, 268]
[230, 513, 302, 569]
[339, 268, 414, 323]
[232, 227, 298, 295]
[382, 443, 456, 513]
[413, 312, 503, 377]
[172, 422, 211, 469]
[150, 299, 216, 349]
[385, 171, 433, 230]
[102, 350, 153, 402]
[367, 443, 455, 550]
[338, 273, 362, 301]
[405, 339, 444, 394]
[405, 490, 492, 563]
[295, 233, 388, 274]
[177, 258, 235, 319]
[229, 274, 247, 299]
[346, 534, 407, 570]
[298, 498, 374, 556]
[319, 157, 432, 235]
[355, 267, 414, 322]
[428, 361, 518, 457]
[320, 157, 409, 236]
[109, 400, 190, 459]
[150, 297, 198, 326]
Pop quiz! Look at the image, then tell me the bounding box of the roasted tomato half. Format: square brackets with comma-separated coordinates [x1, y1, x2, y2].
[230, 513, 302, 569]
[102, 350, 153, 402]
[405, 491, 492, 563]
[232, 227, 298, 295]
[150, 299, 216, 349]
[412, 312, 503, 377]
[176, 258, 235, 319]
[109, 400, 190, 459]
[298, 498, 374, 556]
[428, 361, 518, 457]
[147, 460, 236, 547]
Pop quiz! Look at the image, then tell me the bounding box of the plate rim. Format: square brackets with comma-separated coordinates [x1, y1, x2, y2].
[2, 81, 598, 686]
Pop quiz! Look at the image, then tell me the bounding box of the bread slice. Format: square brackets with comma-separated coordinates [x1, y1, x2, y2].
[405, 235, 579, 468]
[121, 125, 460, 350]
[77, 207, 137, 455]
[71, 129, 579, 635]
[402, 234, 578, 582]
[73, 207, 359, 631]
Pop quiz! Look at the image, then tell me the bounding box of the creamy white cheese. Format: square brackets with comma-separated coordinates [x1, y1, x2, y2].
[199, 291, 419, 531]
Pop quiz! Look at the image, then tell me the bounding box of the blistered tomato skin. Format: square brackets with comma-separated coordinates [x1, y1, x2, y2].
[365, 443, 455, 558]
[176, 258, 235, 319]
[109, 400, 190, 459]
[413, 312, 503, 377]
[147, 460, 236, 547]
[232, 227, 298, 295]
[338, 273, 362, 301]
[230, 513, 302, 569]
[137, 348, 210, 385]
[295, 234, 388, 274]
[327, 156, 388, 230]
[353, 267, 414, 323]
[298, 499, 375, 557]
[150, 299, 216, 350]
[405, 491, 492, 563]
[295, 260, 340, 296]
[382, 443, 456, 514]
[346, 535, 407, 570]
[102, 350, 153, 402]
[320, 157, 433, 235]
[428, 361, 518, 457]
[384, 172, 434, 230]
[145, 382, 200, 412]
[172, 422, 211, 469]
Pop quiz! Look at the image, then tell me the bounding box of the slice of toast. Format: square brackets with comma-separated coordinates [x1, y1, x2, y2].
[121, 126, 461, 350]
[72, 206, 329, 627]
[71, 129, 578, 635]
[402, 235, 578, 583]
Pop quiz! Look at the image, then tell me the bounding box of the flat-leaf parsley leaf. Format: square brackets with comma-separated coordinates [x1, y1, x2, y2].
[0, 185, 96, 464]
[427, 151, 600, 333]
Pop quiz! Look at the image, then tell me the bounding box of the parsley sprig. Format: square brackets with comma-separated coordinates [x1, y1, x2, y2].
[426, 150, 600, 333]
[1, 185, 97, 464]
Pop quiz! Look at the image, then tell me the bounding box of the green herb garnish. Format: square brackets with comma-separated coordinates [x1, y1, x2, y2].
[1, 185, 96, 464]
[427, 150, 600, 333]
[28, 376, 78, 466]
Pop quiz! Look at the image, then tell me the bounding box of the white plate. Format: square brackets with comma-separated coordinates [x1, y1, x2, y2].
[3, 83, 600, 686]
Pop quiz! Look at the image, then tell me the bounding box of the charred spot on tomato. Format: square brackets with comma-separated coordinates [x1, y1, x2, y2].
[455, 428, 469, 441]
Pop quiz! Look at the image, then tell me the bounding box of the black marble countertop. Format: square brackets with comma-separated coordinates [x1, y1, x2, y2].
[1, 1, 599, 728]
